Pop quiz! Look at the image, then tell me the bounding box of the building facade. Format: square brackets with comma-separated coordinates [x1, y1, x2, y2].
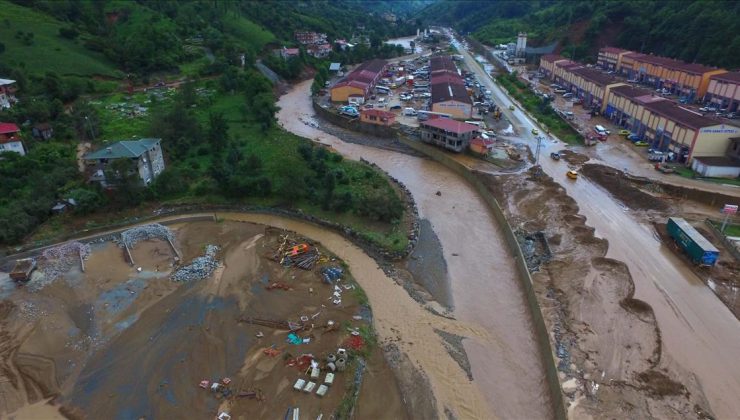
[330, 59, 387, 102]
[705, 72, 740, 112]
[596, 47, 629, 71]
[0, 79, 17, 109]
[419, 119, 479, 152]
[360, 109, 395, 126]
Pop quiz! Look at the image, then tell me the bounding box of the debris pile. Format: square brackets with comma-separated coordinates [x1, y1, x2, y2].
[171, 245, 219, 282]
[321, 266, 344, 284]
[35, 241, 92, 287]
[120, 223, 175, 248]
[272, 236, 321, 270]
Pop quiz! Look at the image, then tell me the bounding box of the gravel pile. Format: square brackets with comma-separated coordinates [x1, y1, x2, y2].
[171, 245, 220, 282]
[34, 241, 92, 289]
[120, 223, 175, 248]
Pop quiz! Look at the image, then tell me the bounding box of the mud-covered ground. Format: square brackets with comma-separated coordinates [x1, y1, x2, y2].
[476, 167, 714, 418]
[0, 220, 406, 419]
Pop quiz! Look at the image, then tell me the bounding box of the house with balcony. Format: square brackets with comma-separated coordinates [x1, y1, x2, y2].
[419, 118, 479, 152]
[0, 122, 24, 155]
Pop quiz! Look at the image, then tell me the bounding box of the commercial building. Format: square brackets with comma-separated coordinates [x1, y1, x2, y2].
[84, 138, 165, 187]
[611, 50, 726, 100]
[419, 118, 479, 152]
[330, 59, 387, 102]
[705, 72, 740, 112]
[603, 86, 739, 163]
[551, 60, 580, 85]
[596, 47, 629, 71]
[429, 56, 472, 119]
[360, 109, 395, 126]
[539, 55, 568, 78]
[560, 66, 625, 112]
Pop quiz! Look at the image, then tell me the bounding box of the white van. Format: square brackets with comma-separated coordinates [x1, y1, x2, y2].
[403, 107, 417, 116]
[465, 120, 487, 129]
[594, 125, 608, 135]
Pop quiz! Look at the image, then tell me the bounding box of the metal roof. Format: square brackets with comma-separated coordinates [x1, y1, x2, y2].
[329, 63, 341, 71]
[85, 138, 160, 160]
[669, 217, 719, 253]
[421, 119, 479, 134]
[0, 79, 15, 86]
[431, 82, 471, 105]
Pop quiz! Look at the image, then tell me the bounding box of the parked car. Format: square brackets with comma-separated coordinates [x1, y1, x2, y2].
[390, 105, 401, 110]
[627, 134, 640, 142]
[509, 105, 515, 111]
[563, 92, 574, 98]
[550, 152, 561, 160]
[619, 130, 630, 136]
[531, 128, 539, 135]
[634, 141, 649, 147]
[566, 170, 578, 180]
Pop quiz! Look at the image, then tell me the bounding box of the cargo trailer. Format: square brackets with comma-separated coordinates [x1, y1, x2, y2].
[666, 217, 719, 266]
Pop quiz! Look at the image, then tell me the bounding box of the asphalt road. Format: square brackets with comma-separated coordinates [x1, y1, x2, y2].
[451, 33, 740, 418]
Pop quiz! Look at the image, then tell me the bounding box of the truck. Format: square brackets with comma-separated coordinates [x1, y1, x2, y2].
[666, 217, 719, 266]
[10, 258, 36, 283]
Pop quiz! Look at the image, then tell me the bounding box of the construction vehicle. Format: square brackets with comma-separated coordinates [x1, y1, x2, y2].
[286, 243, 309, 257]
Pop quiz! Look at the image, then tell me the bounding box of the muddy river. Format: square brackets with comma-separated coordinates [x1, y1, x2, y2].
[277, 81, 551, 418]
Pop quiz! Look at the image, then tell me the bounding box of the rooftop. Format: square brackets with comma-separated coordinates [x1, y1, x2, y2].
[571, 67, 619, 86]
[643, 100, 722, 129]
[361, 109, 395, 119]
[430, 74, 465, 86]
[430, 56, 457, 73]
[0, 122, 20, 134]
[629, 53, 720, 74]
[611, 84, 652, 99]
[431, 82, 471, 105]
[711, 71, 740, 84]
[85, 138, 160, 160]
[540, 54, 565, 63]
[600, 46, 629, 54]
[329, 63, 341, 71]
[421, 118, 479, 134]
[470, 137, 495, 147]
[0, 79, 15, 86]
[692, 156, 740, 168]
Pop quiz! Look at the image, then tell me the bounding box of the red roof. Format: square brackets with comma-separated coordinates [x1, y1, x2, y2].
[431, 74, 464, 86]
[711, 71, 740, 84]
[421, 118, 479, 134]
[470, 137, 495, 147]
[600, 47, 629, 54]
[540, 54, 565, 63]
[0, 122, 20, 134]
[361, 109, 395, 119]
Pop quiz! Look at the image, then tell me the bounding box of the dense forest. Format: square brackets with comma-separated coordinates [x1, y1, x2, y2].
[0, 0, 411, 247]
[416, 0, 740, 68]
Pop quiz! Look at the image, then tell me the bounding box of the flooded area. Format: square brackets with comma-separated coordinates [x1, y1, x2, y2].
[278, 81, 551, 418]
[1, 220, 410, 419]
[456, 44, 740, 418]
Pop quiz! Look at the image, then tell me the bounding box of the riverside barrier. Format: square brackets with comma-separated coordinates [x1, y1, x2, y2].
[397, 135, 568, 420]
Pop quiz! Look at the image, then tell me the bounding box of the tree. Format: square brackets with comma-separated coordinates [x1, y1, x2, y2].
[252, 92, 278, 131]
[67, 187, 105, 214]
[207, 112, 229, 154]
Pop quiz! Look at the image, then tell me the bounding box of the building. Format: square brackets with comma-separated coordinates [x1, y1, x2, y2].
[563, 67, 625, 112]
[419, 119, 479, 152]
[295, 31, 327, 45]
[603, 86, 740, 163]
[615, 51, 726, 100]
[0, 79, 17, 109]
[430, 73, 465, 86]
[32, 123, 54, 140]
[0, 122, 24, 155]
[691, 156, 740, 178]
[84, 138, 165, 187]
[431, 82, 473, 119]
[430, 56, 458, 74]
[330, 59, 387, 102]
[552, 60, 580, 85]
[307, 43, 332, 58]
[274, 47, 300, 59]
[469, 136, 495, 155]
[596, 47, 629, 71]
[539, 55, 568, 78]
[515, 33, 527, 58]
[360, 109, 395, 126]
[705, 72, 740, 112]
[329, 62, 342, 73]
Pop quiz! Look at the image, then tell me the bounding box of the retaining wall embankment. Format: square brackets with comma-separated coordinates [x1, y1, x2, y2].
[396, 135, 567, 420]
[313, 102, 399, 139]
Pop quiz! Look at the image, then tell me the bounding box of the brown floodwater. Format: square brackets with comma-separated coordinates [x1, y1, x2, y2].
[276, 81, 551, 419]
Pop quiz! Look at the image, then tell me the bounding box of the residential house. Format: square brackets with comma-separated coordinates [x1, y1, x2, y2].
[274, 47, 301, 60]
[335, 39, 354, 50]
[469, 136, 495, 155]
[330, 59, 387, 102]
[84, 138, 165, 187]
[360, 109, 395, 126]
[307, 43, 332, 58]
[32, 123, 54, 140]
[419, 118, 479, 152]
[0, 122, 25, 156]
[295, 31, 327, 45]
[705, 72, 740, 112]
[0, 79, 18, 109]
[329, 63, 342, 73]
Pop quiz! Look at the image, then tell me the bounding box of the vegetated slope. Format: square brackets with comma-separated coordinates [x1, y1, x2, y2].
[0, 0, 119, 77]
[419, 0, 740, 68]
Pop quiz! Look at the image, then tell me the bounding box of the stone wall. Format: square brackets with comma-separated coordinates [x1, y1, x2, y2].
[313, 100, 399, 139]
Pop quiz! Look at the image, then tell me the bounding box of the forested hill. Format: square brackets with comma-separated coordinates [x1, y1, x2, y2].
[417, 0, 740, 68]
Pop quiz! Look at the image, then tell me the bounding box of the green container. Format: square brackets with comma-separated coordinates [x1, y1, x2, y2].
[666, 217, 719, 266]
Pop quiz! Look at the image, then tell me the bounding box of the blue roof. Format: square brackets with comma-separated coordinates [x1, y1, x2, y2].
[329, 62, 341, 71]
[85, 138, 160, 160]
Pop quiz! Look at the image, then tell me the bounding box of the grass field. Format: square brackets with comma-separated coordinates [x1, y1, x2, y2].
[222, 15, 276, 53]
[0, 0, 120, 77]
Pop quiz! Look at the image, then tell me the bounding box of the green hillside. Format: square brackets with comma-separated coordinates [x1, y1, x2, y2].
[0, 0, 119, 77]
[418, 0, 740, 68]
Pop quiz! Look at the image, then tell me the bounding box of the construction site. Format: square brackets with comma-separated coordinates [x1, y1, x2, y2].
[0, 219, 404, 419]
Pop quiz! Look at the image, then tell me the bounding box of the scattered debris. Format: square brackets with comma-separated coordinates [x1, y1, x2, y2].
[120, 223, 175, 249]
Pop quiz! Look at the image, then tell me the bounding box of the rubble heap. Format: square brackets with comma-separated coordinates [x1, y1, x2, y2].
[38, 241, 91, 281]
[120, 223, 175, 248]
[171, 245, 220, 282]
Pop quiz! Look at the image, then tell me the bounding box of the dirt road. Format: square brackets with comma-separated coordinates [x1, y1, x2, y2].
[278, 82, 552, 419]
[455, 37, 740, 418]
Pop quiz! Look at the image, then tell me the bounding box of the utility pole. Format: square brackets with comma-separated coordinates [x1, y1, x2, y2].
[534, 135, 543, 176]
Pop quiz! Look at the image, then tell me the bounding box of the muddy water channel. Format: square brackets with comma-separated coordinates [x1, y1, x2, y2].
[278, 81, 551, 418]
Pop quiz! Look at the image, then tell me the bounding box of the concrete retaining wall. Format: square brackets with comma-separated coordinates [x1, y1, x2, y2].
[397, 135, 567, 420]
[629, 175, 739, 208]
[313, 100, 399, 139]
